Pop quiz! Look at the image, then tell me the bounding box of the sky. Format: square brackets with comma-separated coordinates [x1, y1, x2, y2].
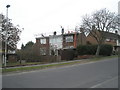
[0, 0, 119, 49]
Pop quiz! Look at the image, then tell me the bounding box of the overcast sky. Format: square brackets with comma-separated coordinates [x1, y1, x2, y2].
[0, 0, 119, 49]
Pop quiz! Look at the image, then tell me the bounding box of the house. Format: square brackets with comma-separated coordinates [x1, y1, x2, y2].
[34, 28, 86, 60]
[86, 30, 120, 53]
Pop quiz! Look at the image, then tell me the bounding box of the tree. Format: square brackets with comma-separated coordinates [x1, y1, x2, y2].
[81, 9, 119, 56]
[17, 41, 37, 62]
[24, 41, 34, 49]
[21, 43, 25, 50]
[0, 14, 23, 50]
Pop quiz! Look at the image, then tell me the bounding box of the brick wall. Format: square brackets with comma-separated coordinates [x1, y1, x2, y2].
[7, 54, 17, 62]
[76, 33, 86, 46]
[86, 34, 98, 45]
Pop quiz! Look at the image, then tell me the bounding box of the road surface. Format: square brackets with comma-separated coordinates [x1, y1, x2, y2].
[2, 58, 118, 88]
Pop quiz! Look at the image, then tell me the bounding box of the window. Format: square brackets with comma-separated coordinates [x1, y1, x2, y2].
[106, 39, 110, 42]
[40, 48, 46, 55]
[119, 39, 120, 43]
[65, 36, 73, 42]
[40, 38, 46, 44]
[49, 36, 63, 49]
[65, 46, 74, 49]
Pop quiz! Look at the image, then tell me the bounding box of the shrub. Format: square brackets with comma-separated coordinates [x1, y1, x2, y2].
[77, 45, 97, 55]
[99, 44, 113, 56]
[77, 44, 113, 56]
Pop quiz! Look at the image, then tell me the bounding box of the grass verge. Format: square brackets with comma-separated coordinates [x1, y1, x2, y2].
[3, 62, 43, 67]
[89, 55, 118, 61]
[2, 55, 118, 74]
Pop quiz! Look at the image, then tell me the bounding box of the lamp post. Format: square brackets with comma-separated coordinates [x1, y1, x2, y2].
[4, 5, 10, 67]
[118, 1, 120, 31]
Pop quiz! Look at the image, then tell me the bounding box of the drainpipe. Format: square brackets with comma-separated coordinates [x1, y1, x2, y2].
[74, 32, 77, 48]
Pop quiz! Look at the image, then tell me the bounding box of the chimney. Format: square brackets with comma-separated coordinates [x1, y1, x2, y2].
[80, 28, 84, 33]
[62, 28, 64, 35]
[68, 31, 70, 34]
[115, 30, 118, 34]
[53, 31, 56, 35]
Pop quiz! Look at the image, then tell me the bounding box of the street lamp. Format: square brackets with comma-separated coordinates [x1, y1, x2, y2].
[4, 5, 10, 67]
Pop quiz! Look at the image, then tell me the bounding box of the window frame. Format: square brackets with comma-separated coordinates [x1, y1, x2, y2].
[65, 35, 73, 42]
[40, 38, 46, 44]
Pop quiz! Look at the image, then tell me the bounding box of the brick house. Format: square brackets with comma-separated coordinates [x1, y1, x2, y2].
[86, 30, 120, 53]
[34, 29, 86, 60]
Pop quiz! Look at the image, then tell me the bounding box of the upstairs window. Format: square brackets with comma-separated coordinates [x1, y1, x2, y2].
[65, 36, 73, 42]
[40, 38, 46, 44]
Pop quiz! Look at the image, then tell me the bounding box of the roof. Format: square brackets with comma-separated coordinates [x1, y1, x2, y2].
[36, 32, 81, 39]
[88, 30, 120, 40]
[36, 36, 49, 39]
[101, 31, 120, 39]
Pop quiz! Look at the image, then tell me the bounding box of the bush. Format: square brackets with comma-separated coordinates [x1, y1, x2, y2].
[16, 48, 41, 62]
[77, 44, 113, 56]
[99, 44, 113, 56]
[77, 45, 97, 55]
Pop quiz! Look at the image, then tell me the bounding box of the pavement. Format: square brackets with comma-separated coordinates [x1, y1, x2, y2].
[2, 57, 118, 88]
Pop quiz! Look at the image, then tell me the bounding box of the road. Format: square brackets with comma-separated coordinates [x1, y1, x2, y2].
[2, 58, 118, 88]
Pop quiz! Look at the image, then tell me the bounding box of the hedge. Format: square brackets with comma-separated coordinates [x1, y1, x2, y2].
[77, 44, 113, 56]
[99, 44, 113, 56]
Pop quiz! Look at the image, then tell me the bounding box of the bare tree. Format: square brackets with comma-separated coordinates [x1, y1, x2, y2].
[81, 9, 119, 56]
[0, 14, 23, 50]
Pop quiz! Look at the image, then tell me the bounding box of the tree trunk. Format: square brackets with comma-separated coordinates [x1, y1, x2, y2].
[95, 44, 101, 57]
